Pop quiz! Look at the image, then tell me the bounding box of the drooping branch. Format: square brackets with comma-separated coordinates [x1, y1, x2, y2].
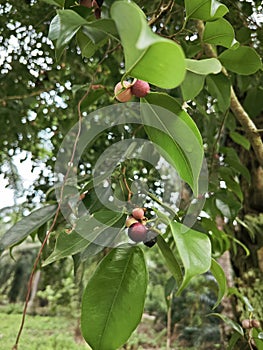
[197, 20, 263, 166]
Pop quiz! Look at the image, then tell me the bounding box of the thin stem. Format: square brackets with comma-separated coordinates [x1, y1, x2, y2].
[13, 40, 114, 350]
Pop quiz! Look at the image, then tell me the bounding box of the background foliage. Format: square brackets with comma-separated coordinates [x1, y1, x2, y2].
[0, 0, 263, 349]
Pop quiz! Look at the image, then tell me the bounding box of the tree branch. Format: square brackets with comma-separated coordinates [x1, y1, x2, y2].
[197, 20, 263, 166]
[0, 87, 55, 104]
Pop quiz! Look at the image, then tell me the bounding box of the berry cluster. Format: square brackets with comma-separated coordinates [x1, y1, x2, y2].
[114, 80, 150, 102]
[125, 207, 157, 247]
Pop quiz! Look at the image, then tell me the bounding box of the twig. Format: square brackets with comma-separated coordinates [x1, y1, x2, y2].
[0, 87, 55, 103]
[12, 39, 114, 350]
[197, 20, 263, 167]
[148, 0, 174, 26]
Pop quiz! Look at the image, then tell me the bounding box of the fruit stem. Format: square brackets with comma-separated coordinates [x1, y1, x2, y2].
[144, 190, 180, 221]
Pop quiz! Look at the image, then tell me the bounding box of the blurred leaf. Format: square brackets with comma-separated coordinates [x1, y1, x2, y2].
[244, 87, 263, 118]
[253, 329, 263, 349]
[210, 258, 227, 309]
[81, 245, 148, 350]
[170, 221, 211, 294]
[219, 167, 243, 202]
[219, 46, 262, 75]
[208, 313, 244, 336]
[186, 58, 222, 75]
[215, 189, 242, 219]
[185, 0, 228, 21]
[220, 147, 251, 183]
[111, 1, 186, 88]
[229, 131, 250, 150]
[41, 0, 64, 6]
[227, 332, 242, 350]
[0, 204, 57, 255]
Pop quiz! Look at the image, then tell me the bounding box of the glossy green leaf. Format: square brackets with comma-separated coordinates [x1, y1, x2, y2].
[76, 30, 97, 58]
[55, 10, 88, 59]
[75, 209, 125, 242]
[142, 92, 203, 195]
[185, 0, 228, 21]
[219, 46, 262, 75]
[229, 131, 250, 150]
[203, 18, 239, 49]
[170, 221, 211, 294]
[210, 258, 227, 309]
[0, 204, 57, 255]
[42, 230, 90, 266]
[208, 313, 244, 336]
[186, 58, 222, 75]
[206, 73, 231, 113]
[111, 1, 186, 88]
[181, 71, 205, 100]
[81, 245, 148, 350]
[157, 235, 183, 287]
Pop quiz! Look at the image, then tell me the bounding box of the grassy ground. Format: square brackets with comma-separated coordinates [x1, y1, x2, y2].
[0, 311, 91, 350]
[0, 308, 169, 350]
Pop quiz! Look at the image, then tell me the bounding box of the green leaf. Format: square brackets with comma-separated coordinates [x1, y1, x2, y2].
[210, 258, 227, 309]
[227, 332, 242, 350]
[208, 313, 244, 336]
[215, 189, 242, 219]
[111, 1, 186, 88]
[76, 29, 96, 58]
[219, 46, 262, 75]
[201, 217, 230, 257]
[0, 204, 57, 255]
[185, 0, 229, 21]
[186, 58, 222, 75]
[157, 235, 183, 287]
[41, 0, 64, 6]
[252, 329, 263, 350]
[181, 71, 205, 101]
[244, 87, 263, 118]
[206, 73, 231, 113]
[75, 209, 125, 243]
[219, 167, 243, 202]
[42, 230, 90, 266]
[142, 92, 203, 196]
[220, 147, 251, 183]
[55, 10, 88, 60]
[229, 131, 250, 150]
[81, 245, 148, 350]
[170, 221, 211, 294]
[203, 18, 239, 49]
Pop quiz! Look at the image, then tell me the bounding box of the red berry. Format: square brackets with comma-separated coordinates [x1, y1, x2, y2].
[242, 319, 252, 329]
[128, 222, 148, 242]
[252, 319, 261, 328]
[132, 207, 145, 220]
[131, 80, 150, 98]
[114, 81, 133, 102]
